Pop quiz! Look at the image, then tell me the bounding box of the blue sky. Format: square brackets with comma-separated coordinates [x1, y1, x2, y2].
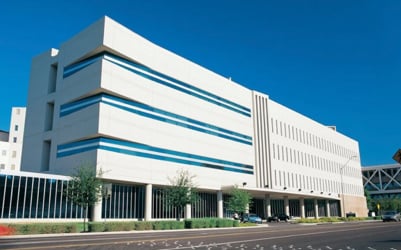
[0, 0, 400, 166]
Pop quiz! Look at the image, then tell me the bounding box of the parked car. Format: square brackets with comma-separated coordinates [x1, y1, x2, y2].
[382, 211, 400, 222]
[242, 213, 263, 224]
[267, 214, 290, 222]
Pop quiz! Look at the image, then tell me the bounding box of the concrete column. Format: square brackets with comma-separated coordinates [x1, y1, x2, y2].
[284, 196, 290, 216]
[326, 200, 331, 217]
[314, 199, 319, 219]
[91, 183, 105, 222]
[92, 198, 102, 222]
[145, 184, 152, 221]
[300, 198, 305, 218]
[265, 194, 271, 217]
[217, 191, 223, 218]
[185, 204, 192, 219]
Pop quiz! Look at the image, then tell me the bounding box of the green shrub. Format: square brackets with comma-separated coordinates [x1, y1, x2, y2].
[153, 221, 169, 230]
[134, 221, 153, 231]
[104, 222, 133, 232]
[8, 223, 79, 235]
[185, 218, 209, 228]
[184, 218, 237, 229]
[216, 218, 236, 227]
[88, 222, 105, 232]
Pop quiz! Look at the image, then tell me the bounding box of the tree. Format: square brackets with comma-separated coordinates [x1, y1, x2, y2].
[226, 185, 253, 217]
[65, 164, 103, 232]
[364, 188, 373, 211]
[165, 170, 198, 221]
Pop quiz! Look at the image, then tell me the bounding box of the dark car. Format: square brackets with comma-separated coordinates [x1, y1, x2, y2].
[267, 214, 290, 222]
[382, 211, 400, 222]
[242, 213, 263, 224]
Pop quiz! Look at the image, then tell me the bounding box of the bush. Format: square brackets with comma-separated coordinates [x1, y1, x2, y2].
[8, 223, 79, 235]
[88, 222, 106, 232]
[216, 218, 237, 228]
[104, 222, 133, 232]
[185, 218, 237, 229]
[134, 221, 153, 231]
[152, 220, 184, 230]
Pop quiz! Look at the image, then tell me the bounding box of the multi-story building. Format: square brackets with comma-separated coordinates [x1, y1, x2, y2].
[0, 107, 26, 171]
[8, 16, 367, 222]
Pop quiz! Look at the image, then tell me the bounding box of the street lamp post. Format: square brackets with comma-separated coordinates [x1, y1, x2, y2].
[340, 155, 357, 217]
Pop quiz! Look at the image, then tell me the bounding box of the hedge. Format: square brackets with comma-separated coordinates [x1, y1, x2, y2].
[3, 218, 238, 235]
[4, 223, 79, 235]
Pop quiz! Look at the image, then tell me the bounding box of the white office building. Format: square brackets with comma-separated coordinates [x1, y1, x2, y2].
[13, 16, 368, 221]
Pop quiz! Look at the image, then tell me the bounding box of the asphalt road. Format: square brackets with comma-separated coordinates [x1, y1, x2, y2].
[1, 221, 400, 250]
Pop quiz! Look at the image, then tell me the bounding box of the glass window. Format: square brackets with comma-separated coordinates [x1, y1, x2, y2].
[14, 125, 18, 131]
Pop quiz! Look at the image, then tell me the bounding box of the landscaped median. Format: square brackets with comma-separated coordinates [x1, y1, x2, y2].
[0, 218, 240, 235]
[294, 216, 378, 224]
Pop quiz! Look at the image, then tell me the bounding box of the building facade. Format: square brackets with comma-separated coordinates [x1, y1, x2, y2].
[0, 107, 26, 171]
[15, 16, 367, 222]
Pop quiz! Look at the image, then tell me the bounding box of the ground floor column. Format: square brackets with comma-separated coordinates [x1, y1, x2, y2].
[326, 200, 331, 217]
[265, 194, 271, 217]
[217, 191, 223, 218]
[185, 204, 192, 219]
[284, 196, 290, 216]
[314, 199, 319, 219]
[145, 184, 152, 221]
[300, 198, 305, 218]
[92, 199, 102, 222]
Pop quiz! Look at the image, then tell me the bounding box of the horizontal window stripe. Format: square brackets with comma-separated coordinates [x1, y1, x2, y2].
[100, 94, 252, 141]
[101, 137, 253, 169]
[103, 54, 250, 114]
[60, 96, 102, 117]
[63, 56, 100, 78]
[60, 94, 253, 145]
[57, 137, 254, 175]
[63, 53, 251, 117]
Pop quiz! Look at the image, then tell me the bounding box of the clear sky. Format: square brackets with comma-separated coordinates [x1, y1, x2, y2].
[0, 0, 400, 166]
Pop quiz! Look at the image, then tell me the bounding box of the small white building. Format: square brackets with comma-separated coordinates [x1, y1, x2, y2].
[0, 107, 26, 171]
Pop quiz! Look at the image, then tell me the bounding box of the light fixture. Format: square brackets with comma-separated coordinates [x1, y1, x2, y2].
[320, 192, 324, 194]
[310, 190, 314, 193]
[264, 184, 269, 188]
[298, 188, 302, 191]
[283, 187, 287, 190]
[242, 182, 247, 187]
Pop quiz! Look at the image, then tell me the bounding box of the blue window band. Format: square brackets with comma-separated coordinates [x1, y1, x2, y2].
[63, 52, 251, 117]
[57, 137, 254, 175]
[60, 93, 253, 145]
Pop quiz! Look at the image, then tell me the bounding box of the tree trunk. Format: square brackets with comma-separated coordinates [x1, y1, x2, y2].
[83, 206, 87, 232]
[176, 206, 182, 221]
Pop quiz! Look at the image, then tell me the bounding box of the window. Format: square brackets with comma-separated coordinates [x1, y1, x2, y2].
[0, 164, 4, 169]
[14, 125, 18, 131]
[12, 151, 16, 158]
[13, 137, 17, 143]
[1, 150, 6, 156]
